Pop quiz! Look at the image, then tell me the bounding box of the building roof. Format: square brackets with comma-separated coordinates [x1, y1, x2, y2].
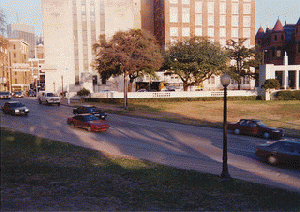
[273, 19, 284, 32]
[255, 27, 265, 38]
[297, 18, 300, 25]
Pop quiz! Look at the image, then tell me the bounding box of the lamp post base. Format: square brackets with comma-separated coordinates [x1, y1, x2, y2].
[220, 170, 231, 180]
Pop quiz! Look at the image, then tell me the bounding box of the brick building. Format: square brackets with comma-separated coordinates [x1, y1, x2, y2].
[0, 35, 10, 91]
[255, 18, 300, 65]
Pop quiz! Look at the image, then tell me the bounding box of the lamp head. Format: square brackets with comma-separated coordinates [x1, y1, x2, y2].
[221, 72, 231, 87]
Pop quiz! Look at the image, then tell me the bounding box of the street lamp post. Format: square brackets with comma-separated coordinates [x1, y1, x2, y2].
[220, 72, 231, 180]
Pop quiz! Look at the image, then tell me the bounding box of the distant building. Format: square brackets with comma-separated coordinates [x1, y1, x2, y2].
[7, 23, 36, 59]
[0, 35, 10, 91]
[256, 18, 300, 65]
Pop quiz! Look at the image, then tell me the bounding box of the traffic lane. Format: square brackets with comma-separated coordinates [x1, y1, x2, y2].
[1, 99, 300, 192]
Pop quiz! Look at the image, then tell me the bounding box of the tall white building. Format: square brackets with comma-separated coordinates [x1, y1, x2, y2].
[42, 0, 144, 93]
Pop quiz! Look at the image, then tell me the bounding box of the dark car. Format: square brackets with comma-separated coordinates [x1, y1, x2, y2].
[228, 119, 284, 139]
[1, 101, 29, 116]
[73, 105, 107, 120]
[0, 91, 11, 99]
[67, 114, 110, 132]
[255, 139, 300, 166]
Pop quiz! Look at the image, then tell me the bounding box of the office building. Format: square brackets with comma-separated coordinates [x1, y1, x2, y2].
[7, 23, 36, 59]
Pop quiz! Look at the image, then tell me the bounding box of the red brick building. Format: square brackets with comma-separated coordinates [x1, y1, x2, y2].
[256, 18, 300, 65]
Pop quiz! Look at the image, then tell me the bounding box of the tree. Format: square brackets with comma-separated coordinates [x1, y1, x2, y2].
[226, 38, 256, 90]
[93, 29, 163, 92]
[261, 79, 280, 100]
[163, 37, 228, 91]
[0, 9, 6, 35]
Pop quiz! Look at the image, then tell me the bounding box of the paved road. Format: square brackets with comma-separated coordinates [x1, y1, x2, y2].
[1, 97, 300, 193]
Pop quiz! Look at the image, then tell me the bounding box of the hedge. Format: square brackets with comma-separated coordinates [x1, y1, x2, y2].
[275, 90, 300, 100]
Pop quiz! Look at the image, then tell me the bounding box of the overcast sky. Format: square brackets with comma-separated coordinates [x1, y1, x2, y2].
[0, 0, 299, 36]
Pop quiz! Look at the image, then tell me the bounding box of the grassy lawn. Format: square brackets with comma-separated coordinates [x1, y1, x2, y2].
[1, 129, 300, 211]
[93, 98, 300, 137]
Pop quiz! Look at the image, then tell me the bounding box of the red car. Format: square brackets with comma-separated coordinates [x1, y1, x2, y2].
[255, 139, 300, 166]
[67, 114, 109, 132]
[228, 119, 284, 139]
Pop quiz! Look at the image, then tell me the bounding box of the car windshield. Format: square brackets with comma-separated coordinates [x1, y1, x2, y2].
[10, 103, 24, 108]
[47, 93, 58, 97]
[255, 121, 268, 127]
[0, 92, 10, 95]
[87, 107, 98, 112]
[83, 115, 98, 121]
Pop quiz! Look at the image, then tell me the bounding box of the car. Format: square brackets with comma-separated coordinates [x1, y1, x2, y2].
[38, 91, 61, 106]
[228, 119, 284, 139]
[12, 91, 24, 98]
[0, 91, 12, 99]
[255, 139, 300, 166]
[73, 105, 107, 120]
[1, 101, 29, 116]
[67, 114, 110, 132]
[137, 89, 148, 92]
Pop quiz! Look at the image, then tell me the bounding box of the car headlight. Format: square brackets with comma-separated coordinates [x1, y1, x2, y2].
[15, 109, 20, 113]
[25, 109, 29, 112]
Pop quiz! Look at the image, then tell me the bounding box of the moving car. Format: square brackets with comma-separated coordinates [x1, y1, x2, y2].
[255, 139, 300, 166]
[73, 105, 107, 120]
[12, 91, 24, 98]
[67, 114, 109, 132]
[38, 91, 61, 106]
[228, 119, 284, 139]
[0, 91, 11, 99]
[1, 101, 29, 116]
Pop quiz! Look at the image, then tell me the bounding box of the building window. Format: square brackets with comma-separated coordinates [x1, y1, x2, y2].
[232, 3, 239, 14]
[243, 3, 251, 14]
[182, 0, 190, 5]
[276, 50, 281, 57]
[281, 35, 284, 41]
[207, 2, 214, 14]
[182, 27, 190, 37]
[208, 15, 214, 26]
[274, 35, 277, 41]
[220, 28, 226, 37]
[170, 7, 178, 23]
[232, 16, 239, 27]
[170, 0, 178, 4]
[208, 28, 214, 37]
[243, 16, 251, 27]
[195, 14, 202, 26]
[231, 28, 238, 37]
[243, 28, 250, 38]
[220, 15, 226, 26]
[195, 1, 202, 13]
[195, 28, 202, 36]
[220, 3, 226, 14]
[208, 76, 215, 84]
[170, 27, 178, 37]
[298, 41, 300, 53]
[182, 8, 190, 23]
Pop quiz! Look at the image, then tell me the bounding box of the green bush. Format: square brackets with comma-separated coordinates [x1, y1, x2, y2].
[276, 90, 300, 100]
[77, 88, 90, 97]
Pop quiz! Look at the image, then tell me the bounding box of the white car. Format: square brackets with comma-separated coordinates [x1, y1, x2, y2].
[38, 92, 61, 106]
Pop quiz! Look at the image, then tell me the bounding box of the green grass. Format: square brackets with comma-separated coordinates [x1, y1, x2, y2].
[1, 129, 300, 211]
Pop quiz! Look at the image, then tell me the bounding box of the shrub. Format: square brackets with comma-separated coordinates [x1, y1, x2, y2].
[275, 90, 300, 100]
[77, 88, 90, 97]
[261, 79, 280, 90]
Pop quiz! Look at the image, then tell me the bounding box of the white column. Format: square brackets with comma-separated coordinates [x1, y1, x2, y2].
[296, 70, 299, 90]
[284, 70, 288, 90]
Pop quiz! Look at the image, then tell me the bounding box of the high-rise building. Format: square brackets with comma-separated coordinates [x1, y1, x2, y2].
[42, 0, 256, 93]
[7, 23, 36, 59]
[154, 0, 256, 49]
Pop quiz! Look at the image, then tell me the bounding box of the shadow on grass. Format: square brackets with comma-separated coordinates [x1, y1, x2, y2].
[1, 129, 300, 211]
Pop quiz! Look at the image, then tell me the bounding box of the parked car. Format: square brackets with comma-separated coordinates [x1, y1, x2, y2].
[1, 101, 29, 116]
[0, 91, 11, 99]
[73, 105, 107, 120]
[137, 89, 148, 92]
[67, 114, 110, 132]
[38, 91, 61, 106]
[12, 91, 24, 98]
[255, 139, 300, 166]
[228, 119, 284, 139]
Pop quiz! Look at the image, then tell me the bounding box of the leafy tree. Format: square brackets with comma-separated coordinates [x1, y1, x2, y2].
[163, 37, 228, 91]
[0, 9, 6, 35]
[77, 88, 90, 97]
[93, 29, 163, 92]
[226, 38, 256, 90]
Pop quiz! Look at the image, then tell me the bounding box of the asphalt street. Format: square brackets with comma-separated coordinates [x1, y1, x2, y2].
[1, 97, 300, 193]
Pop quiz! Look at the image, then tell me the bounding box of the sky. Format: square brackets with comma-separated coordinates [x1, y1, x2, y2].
[0, 0, 299, 36]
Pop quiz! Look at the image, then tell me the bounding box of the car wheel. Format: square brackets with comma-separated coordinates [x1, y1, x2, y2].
[263, 132, 271, 139]
[70, 123, 75, 128]
[38, 99, 41, 104]
[46, 101, 49, 105]
[234, 129, 240, 135]
[87, 126, 92, 132]
[57, 103, 60, 106]
[268, 155, 278, 165]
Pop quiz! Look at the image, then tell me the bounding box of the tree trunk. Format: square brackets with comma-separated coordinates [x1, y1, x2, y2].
[128, 78, 134, 92]
[183, 83, 189, 91]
